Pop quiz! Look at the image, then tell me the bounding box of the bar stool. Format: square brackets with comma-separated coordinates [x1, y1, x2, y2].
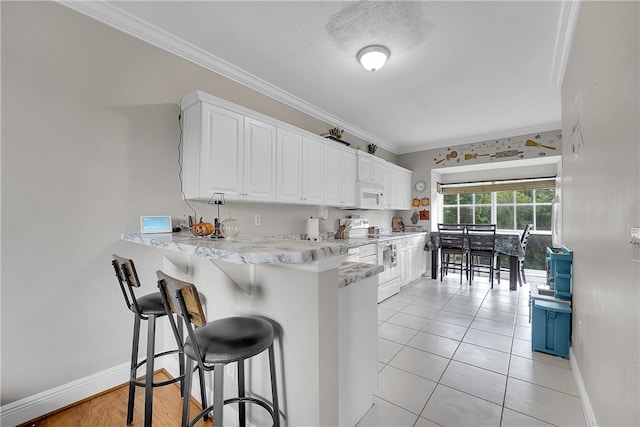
[112, 255, 206, 427]
[157, 270, 280, 427]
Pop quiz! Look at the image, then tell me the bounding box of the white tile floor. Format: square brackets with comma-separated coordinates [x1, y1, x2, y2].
[358, 274, 586, 427]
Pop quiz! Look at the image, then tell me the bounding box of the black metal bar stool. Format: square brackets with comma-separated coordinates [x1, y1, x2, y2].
[112, 255, 206, 427]
[157, 270, 280, 427]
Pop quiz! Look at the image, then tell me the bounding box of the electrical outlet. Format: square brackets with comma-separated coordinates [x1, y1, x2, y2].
[255, 215, 261, 226]
[178, 214, 189, 227]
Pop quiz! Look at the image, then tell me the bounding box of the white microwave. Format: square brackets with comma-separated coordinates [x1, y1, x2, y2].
[357, 182, 384, 209]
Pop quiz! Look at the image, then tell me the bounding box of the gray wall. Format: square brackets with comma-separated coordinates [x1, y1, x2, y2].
[561, 1, 639, 425]
[397, 129, 561, 232]
[0, 1, 393, 405]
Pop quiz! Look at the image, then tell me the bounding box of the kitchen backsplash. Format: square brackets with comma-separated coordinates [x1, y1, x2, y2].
[185, 200, 397, 238]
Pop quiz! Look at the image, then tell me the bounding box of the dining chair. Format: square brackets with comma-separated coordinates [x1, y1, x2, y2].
[496, 224, 531, 286]
[438, 223, 467, 285]
[157, 270, 280, 427]
[466, 224, 497, 288]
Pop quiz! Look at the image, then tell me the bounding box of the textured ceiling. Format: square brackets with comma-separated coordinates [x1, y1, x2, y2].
[69, 1, 575, 154]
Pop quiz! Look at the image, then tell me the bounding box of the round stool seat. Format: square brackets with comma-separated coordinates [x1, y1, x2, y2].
[185, 316, 274, 364]
[133, 292, 167, 316]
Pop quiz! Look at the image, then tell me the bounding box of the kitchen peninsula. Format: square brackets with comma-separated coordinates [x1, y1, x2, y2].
[122, 231, 382, 426]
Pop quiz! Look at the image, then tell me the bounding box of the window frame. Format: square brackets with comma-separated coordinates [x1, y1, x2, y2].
[441, 188, 554, 234]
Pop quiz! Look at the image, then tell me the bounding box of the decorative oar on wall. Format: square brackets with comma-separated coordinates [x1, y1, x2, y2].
[464, 153, 490, 160]
[525, 139, 556, 150]
[435, 150, 458, 164]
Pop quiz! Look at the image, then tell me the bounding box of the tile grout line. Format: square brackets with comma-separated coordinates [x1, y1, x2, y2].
[378, 275, 545, 425]
[391, 276, 522, 424]
[400, 276, 499, 424]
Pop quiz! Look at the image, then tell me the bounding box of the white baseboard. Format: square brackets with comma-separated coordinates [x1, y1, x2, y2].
[570, 347, 598, 426]
[0, 362, 130, 427]
[2, 358, 259, 427]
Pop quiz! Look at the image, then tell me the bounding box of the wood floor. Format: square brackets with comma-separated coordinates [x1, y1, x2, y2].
[19, 370, 212, 427]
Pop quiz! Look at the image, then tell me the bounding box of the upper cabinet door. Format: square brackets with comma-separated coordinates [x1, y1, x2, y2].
[244, 117, 277, 202]
[325, 143, 357, 207]
[341, 148, 358, 207]
[276, 128, 303, 204]
[200, 103, 244, 200]
[302, 136, 325, 205]
[382, 163, 412, 210]
[324, 143, 343, 206]
[396, 168, 412, 210]
[382, 165, 394, 208]
[357, 152, 384, 184]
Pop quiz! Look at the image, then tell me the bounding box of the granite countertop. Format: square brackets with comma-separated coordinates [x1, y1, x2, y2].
[121, 230, 428, 266]
[329, 231, 429, 247]
[122, 232, 349, 265]
[338, 262, 384, 288]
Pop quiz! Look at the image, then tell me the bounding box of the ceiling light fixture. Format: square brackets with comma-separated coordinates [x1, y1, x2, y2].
[357, 45, 390, 72]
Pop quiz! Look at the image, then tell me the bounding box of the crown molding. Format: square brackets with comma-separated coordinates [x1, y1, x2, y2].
[57, 1, 396, 152]
[551, 0, 582, 89]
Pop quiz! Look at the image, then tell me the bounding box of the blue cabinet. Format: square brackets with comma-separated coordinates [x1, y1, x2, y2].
[532, 246, 573, 358]
[546, 246, 573, 299]
[532, 300, 571, 358]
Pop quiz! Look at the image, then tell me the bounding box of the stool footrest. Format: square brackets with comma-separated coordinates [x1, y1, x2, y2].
[190, 396, 278, 427]
[130, 348, 183, 388]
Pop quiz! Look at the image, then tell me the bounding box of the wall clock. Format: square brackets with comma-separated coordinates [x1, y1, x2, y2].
[414, 180, 426, 192]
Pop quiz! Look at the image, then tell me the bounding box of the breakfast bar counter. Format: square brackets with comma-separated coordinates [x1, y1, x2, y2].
[122, 231, 380, 427]
[121, 232, 350, 264]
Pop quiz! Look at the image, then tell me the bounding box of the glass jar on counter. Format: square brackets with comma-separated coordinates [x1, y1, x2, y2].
[221, 218, 240, 238]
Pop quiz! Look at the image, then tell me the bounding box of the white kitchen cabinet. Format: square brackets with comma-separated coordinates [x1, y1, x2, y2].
[382, 165, 394, 209]
[181, 97, 276, 202]
[357, 151, 384, 185]
[276, 128, 303, 203]
[398, 241, 411, 285]
[276, 130, 325, 205]
[181, 90, 414, 210]
[325, 143, 357, 207]
[396, 234, 428, 287]
[302, 136, 325, 205]
[395, 167, 412, 210]
[382, 164, 413, 210]
[182, 101, 245, 200]
[411, 240, 427, 281]
[243, 117, 277, 202]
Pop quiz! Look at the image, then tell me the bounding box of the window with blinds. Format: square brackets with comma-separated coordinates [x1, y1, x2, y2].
[439, 177, 555, 270]
[437, 177, 556, 195]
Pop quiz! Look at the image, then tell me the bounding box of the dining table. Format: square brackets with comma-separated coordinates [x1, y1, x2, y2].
[424, 231, 525, 290]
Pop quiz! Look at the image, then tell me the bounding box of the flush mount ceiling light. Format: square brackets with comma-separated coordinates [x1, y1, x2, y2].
[357, 45, 390, 72]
